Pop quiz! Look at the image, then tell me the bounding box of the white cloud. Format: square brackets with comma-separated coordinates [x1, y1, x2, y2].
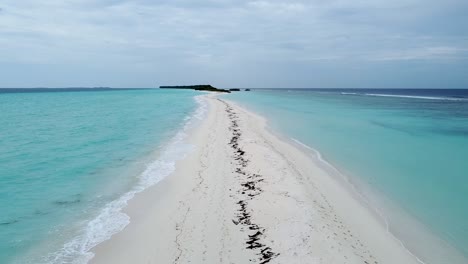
[0, 0, 467, 87]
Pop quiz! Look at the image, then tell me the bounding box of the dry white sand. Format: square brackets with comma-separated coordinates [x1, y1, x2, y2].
[90, 94, 422, 264]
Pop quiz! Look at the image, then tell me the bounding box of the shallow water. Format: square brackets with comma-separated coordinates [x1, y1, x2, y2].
[225, 89, 468, 263]
[0, 89, 199, 263]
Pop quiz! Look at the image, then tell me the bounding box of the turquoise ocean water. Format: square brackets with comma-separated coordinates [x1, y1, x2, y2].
[0, 89, 203, 263]
[2, 88, 467, 263]
[225, 89, 468, 263]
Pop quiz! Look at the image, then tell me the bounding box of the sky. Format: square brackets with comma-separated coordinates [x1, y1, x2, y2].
[0, 0, 467, 88]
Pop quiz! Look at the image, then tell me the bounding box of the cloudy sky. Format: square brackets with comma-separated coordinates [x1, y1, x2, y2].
[1, 0, 467, 88]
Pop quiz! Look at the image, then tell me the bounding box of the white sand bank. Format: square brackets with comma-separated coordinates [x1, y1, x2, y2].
[90, 95, 421, 264]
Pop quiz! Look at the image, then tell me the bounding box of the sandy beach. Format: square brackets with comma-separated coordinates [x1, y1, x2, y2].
[90, 94, 421, 264]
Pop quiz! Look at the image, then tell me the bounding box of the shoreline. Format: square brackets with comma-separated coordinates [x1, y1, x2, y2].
[224, 97, 468, 264]
[20, 94, 208, 264]
[254, 120, 468, 264]
[89, 94, 436, 263]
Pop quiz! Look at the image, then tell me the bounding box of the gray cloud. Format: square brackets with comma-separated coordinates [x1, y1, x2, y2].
[0, 0, 467, 88]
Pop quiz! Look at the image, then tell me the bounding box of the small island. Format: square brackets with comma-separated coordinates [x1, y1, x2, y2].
[160, 85, 230, 93]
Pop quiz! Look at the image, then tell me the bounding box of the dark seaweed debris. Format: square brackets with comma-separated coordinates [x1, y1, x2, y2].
[219, 99, 279, 264]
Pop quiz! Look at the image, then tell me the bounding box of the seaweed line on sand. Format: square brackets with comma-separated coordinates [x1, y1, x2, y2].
[219, 99, 279, 264]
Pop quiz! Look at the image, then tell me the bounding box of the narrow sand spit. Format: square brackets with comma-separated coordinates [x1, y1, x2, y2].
[90, 95, 421, 264]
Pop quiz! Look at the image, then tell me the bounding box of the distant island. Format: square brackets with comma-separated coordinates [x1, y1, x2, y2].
[160, 85, 231, 93]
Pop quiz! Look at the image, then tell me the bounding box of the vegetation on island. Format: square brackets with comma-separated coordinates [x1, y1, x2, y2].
[159, 85, 231, 93]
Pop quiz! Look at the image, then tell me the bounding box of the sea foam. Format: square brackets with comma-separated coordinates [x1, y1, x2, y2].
[363, 93, 466, 101]
[338, 91, 467, 101]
